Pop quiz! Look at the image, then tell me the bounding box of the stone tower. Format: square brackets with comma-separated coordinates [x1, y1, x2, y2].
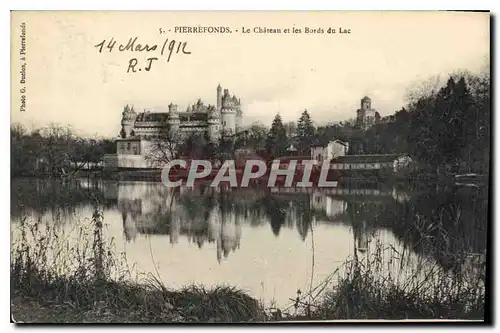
[120, 104, 137, 138]
[221, 89, 237, 135]
[235, 98, 242, 132]
[208, 105, 221, 141]
[216, 84, 223, 112]
[356, 96, 378, 130]
[167, 102, 180, 134]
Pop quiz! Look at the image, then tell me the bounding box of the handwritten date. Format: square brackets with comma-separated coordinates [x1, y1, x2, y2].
[94, 37, 191, 73]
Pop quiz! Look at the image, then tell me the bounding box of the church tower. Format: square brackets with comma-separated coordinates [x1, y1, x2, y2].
[356, 96, 379, 130]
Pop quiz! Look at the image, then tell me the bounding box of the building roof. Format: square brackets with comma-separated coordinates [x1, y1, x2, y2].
[311, 139, 348, 147]
[274, 155, 312, 163]
[179, 113, 209, 122]
[333, 139, 349, 146]
[135, 112, 168, 122]
[331, 154, 402, 164]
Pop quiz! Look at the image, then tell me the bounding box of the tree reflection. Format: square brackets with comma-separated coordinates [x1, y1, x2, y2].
[12, 178, 488, 270]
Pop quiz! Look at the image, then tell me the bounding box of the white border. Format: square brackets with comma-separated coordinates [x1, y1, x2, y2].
[2, 1, 497, 332]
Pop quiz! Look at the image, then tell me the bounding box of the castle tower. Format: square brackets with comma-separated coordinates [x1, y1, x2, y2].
[216, 84, 223, 112]
[221, 89, 237, 135]
[235, 98, 242, 133]
[120, 104, 137, 138]
[167, 102, 180, 134]
[208, 105, 221, 141]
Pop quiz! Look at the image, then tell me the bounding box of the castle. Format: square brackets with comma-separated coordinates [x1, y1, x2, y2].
[104, 84, 243, 169]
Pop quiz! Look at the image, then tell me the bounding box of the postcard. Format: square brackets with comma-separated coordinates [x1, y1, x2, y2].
[10, 11, 490, 323]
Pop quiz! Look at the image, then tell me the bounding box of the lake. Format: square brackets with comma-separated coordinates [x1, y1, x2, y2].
[10, 178, 488, 309]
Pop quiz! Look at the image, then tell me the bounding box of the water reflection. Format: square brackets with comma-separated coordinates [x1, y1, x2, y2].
[108, 183, 410, 262]
[11, 178, 488, 307]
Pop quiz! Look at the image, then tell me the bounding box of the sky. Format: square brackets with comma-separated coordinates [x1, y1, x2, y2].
[11, 11, 490, 138]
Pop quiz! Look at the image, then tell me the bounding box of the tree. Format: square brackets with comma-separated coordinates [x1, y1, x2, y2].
[407, 75, 483, 174]
[179, 133, 207, 159]
[38, 124, 76, 177]
[265, 114, 288, 158]
[245, 122, 268, 152]
[296, 110, 315, 154]
[215, 134, 236, 164]
[283, 121, 297, 139]
[11, 123, 38, 177]
[143, 129, 182, 167]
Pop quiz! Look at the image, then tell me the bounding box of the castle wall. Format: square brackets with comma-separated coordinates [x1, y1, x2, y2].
[235, 115, 242, 132]
[103, 154, 157, 169]
[122, 124, 134, 137]
[117, 139, 142, 155]
[208, 121, 221, 141]
[221, 112, 236, 134]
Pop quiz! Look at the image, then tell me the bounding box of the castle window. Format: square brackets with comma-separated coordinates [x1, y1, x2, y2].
[127, 143, 131, 151]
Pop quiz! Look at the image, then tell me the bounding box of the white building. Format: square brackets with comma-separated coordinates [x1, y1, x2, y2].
[310, 139, 349, 162]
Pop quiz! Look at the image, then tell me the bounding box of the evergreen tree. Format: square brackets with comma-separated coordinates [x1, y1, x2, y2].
[265, 114, 288, 158]
[296, 110, 315, 154]
[408, 76, 476, 174]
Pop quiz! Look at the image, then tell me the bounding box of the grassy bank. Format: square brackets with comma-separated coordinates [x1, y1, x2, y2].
[284, 250, 485, 321]
[11, 207, 265, 323]
[11, 204, 485, 323]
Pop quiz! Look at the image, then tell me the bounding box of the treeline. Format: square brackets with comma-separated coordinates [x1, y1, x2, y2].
[232, 110, 315, 158]
[243, 68, 490, 175]
[344, 71, 490, 175]
[11, 123, 115, 177]
[11, 68, 489, 177]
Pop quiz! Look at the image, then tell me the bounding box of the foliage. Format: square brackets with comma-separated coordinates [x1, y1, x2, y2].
[11, 123, 115, 178]
[265, 114, 288, 158]
[296, 110, 315, 154]
[313, 71, 490, 174]
[244, 122, 269, 151]
[143, 129, 182, 166]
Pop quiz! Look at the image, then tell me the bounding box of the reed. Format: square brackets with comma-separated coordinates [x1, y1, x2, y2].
[11, 202, 264, 323]
[10, 201, 486, 322]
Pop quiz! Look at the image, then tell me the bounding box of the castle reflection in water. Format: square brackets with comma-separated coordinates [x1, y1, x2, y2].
[98, 180, 412, 262]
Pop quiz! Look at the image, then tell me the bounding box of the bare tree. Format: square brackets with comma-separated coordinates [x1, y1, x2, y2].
[404, 74, 443, 105]
[143, 130, 182, 167]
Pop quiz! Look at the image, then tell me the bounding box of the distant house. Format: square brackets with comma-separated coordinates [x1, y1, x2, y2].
[311, 139, 349, 162]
